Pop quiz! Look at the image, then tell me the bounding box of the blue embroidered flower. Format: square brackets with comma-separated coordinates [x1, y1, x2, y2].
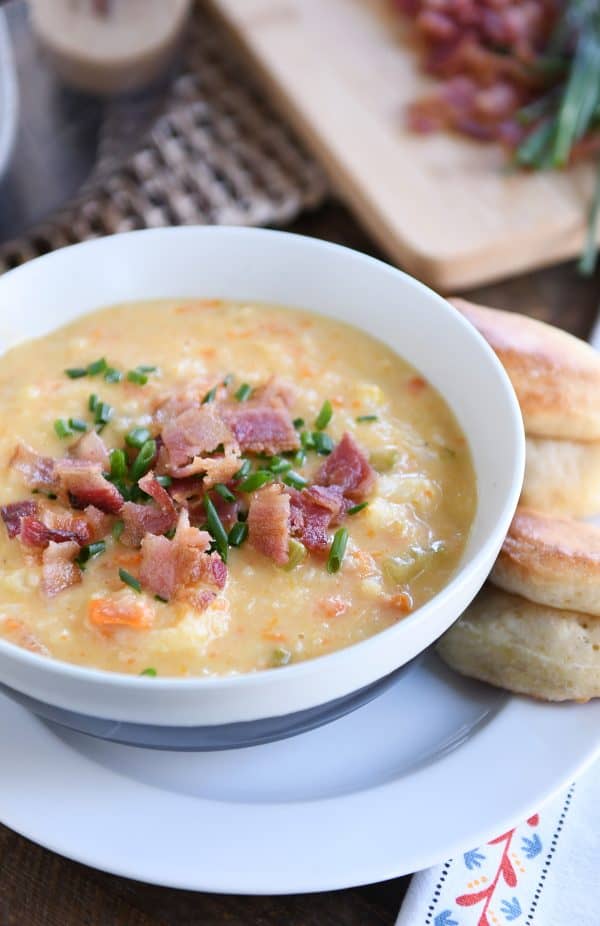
[464, 848, 486, 870]
[501, 897, 522, 921]
[434, 911, 458, 926]
[521, 833, 542, 859]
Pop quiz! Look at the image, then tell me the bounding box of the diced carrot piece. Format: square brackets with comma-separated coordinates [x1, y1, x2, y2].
[387, 591, 414, 614]
[319, 596, 350, 618]
[407, 376, 427, 393]
[88, 597, 154, 632]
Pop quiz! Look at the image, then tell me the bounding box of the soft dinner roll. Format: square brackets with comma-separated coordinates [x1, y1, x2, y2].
[451, 298, 600, 441]
[522, 436, 600, 517]
[491, 507, 600, 616]
[436, 585, 600, 701]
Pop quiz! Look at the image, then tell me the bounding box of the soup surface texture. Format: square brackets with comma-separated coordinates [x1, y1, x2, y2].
[0, 300, 476, 676]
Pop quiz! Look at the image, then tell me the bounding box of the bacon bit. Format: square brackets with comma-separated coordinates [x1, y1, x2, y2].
[316, 432, 376, 501]
[138, 471, 176, 514]
[319, 596, 351, 618]
[170, 450, 241, 487]
[407, 376, 427, 393]
[288, 488, 333, 553]
[42, 540, 81, 597]
[139, 510, 219, 604]
[56, 460, 124, 514]
[121, 501, 176, 548]
[386, 591, 414, 614]
[252, 376, 297, 410]
[1, 617, 49, 656]
[10, 443, 58, 492]
[88, 596, 154, 632]
[84, 505, 112, 541]
[248, 483, 290, 565]
[1, 500, 38, 538]
[162, 404, 237, 469]
[69, 430, 109, 468]
[223, 404, 299, 455]
[20, 515, 89, 549]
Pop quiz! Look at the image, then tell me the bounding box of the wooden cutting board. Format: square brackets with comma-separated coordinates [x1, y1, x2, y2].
[208, 0, 597, 291]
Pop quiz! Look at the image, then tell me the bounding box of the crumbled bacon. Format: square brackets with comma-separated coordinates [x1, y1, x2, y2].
[41, 540, 81, 597]
[161, 404, 237, 469]
[248, 483, 290, 565]
[138, 471, 176, 514]
[56, 460, 124, 514]
[252, 375, 296, 410]
[169, 450, 241, 487]
[69, 430, 109, 468]
[316, 432, 376, 500]
[223, 404, 299, 455]
[19, 515, 88, 549]
[1, 500, 38, 538]
[121, 502, 176, 548]
[139, 510, 220, 603]
[84, 505, 112, 541]
[10, 443, 58, 492]
[288, 488, 336, 552]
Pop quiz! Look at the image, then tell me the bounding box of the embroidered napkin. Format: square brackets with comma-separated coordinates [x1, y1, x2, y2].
[396, 763, 599, 926]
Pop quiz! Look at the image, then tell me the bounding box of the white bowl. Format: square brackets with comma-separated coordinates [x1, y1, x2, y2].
[0, 227, 524, 749]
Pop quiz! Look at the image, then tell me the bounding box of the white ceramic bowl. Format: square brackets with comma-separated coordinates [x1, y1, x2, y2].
[0, 227, 525, 749]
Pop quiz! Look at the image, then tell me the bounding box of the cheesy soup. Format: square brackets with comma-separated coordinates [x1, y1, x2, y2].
[0, 300, 476, 676]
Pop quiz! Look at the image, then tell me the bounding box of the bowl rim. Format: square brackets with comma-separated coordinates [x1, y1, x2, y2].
[0, 225, 525, 691]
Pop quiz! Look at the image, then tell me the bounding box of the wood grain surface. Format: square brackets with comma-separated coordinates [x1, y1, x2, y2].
[1, 200, 599, 925]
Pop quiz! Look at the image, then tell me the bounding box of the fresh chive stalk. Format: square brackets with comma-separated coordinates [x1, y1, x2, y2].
[204, 495, 229, 562]
[327, 527, 348, 574]
[119, 568, 141, 592]
[235, 383, 252, 402]
[228, 520, 248, 547]
[315, 399, 333, 430]
[130, 439, 157, 482]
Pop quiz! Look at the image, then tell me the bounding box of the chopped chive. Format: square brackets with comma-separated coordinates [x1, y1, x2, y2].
[140, 667, 157, 676]
[239, 470, 273, 493]
[130, 439, 157, 482]
[293, 417, 305, 429]
[155, 595, 169, 603]
[300, 430, 316, 450]
[69, 417, 88, 432]
[54, 418, 73, 439]
[104, 367, 123, 384]
[127, 369, 148, 386]
[234, 383, 252, 402]
[356, 414, 378, 423]
[348, 502, 369, 515]
[327, 527, 348, 574]
[223, 373, 234, 387]
[88, 393, 99, 412]
[119, 568, 141, 592]
[94, 401, 113, 432]
[283, 538, 307, 571]
[238, 509, 248, 522]
[215, 483, 236, 502]
[272, 646, 292, 667]
[228, 520, 248, 547]
[125, 426, 151, 448]
[233, 458, 252, 481]
[268, 455, 293, 474]
[293, 448, 307, 468]
[65, 367, 87, 379]
[315, 399, 333, 430]
[112, 520, 124, 541]
[164, 527, 176, 540]
[76, 540, 106, 567]
[87, 357, 108, 376]
[202, 385, 218, 404]
[137, 365, 157, 374]
[204, 495, 229, 562]
[283, 470, 308, 490]
[155, 475, 172, 488]
[313, 431, 334, 455]
[109, 448, 128, 481]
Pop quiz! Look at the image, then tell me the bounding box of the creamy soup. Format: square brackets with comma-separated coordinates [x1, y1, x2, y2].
[0, 300, 476, 676]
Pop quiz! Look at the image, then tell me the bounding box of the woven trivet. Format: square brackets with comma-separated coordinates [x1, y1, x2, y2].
[0, 4, 328, 273]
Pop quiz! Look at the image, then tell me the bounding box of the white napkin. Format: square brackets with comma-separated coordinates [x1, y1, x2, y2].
[398, 314, 600, 925]
[396, 763, 599, 926]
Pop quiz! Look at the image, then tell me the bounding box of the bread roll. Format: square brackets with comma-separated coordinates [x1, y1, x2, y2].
[522, 436, 600, 517]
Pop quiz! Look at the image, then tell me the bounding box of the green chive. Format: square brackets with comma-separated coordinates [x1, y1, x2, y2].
[300, 430, 316, 450]
[204, 496, 229, 562]
[293, 417, 305, 429]
[234, 383, 252, 402]
[127, 369, 148, 386]
[109, 448, 128, 481]
[104, 368, 123, 384]
[140, 667, 157, 676]
[137, 365, 157, 374]
[238, 509, 248, 522]
[234, 458, 252, 481]
[215, 483, 236, 502]
[94, 401, 113, 432]
[87, 357, 107, 376]
[69, 417, 88, 432]
[272, 646, 292, 667]
[223, 373, 234, 387]
[155, 595, 169, 603]
[292, 448, 307, 468]
[88, 393, 99, 412]
[315, 399, 333, 430]
[130, 439, 157, 482]
[228, 520, 248, 547]
[348, 502, 369, 515]
[239, 470, 273, 493]
[579, 156, 600, 276]
[313, 431, 334, 455]
[54, 418, 73, 439]
[119, 568, 141, 592]
[327, 527, 348, 574]
[202, 385, 218, 404]
[268, 455, 292, 474]
[112, 520, 124, 541]
[65, 367, 87, 379]
[76, 540, 106, 567]
[155, 475, 172, 488]
[356, 414, 378, 423]
[164, 527, 176, 540]
[283, 471, 308, 490]
[125, 427, 151, 448]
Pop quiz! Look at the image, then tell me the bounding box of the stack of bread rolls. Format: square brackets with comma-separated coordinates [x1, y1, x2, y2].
[436, 299, 600, 701]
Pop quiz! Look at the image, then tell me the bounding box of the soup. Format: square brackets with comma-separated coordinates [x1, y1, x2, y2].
[0, 300, 476, 676]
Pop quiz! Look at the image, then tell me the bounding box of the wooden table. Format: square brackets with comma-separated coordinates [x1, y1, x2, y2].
[1, 199, 599, 925]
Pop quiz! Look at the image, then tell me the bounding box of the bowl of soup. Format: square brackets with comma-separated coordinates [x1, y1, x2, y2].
[0, 227, 524, 749]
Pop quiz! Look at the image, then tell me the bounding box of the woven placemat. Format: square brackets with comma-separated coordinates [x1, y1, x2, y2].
[0, 5, 328, 273]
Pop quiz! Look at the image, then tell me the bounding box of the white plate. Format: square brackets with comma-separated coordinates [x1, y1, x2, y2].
[2, 651, 599, 894]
